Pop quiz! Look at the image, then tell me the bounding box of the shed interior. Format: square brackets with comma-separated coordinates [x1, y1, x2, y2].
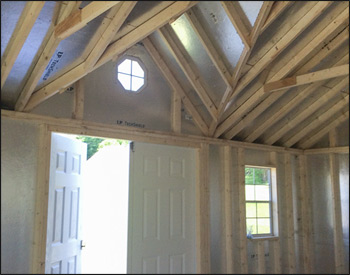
[1, 1, 349, 274]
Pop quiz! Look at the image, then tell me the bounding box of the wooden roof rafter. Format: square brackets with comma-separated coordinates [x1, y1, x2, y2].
[22, 1, 198, 112]
[143, 36, 209, 136]
[56, 1, 80, 24]
[183, 5, 237, 133]
[158, 24, 218, 120]
[184, 9, 232, 87]
[241, 50, 350, 146]
[244, 56, 349, 143]
[240, 28, 349, 143]
[54, 1, 120, 39]
[208, 1, 274, 136]
[289, 25, 349, 76]
[15, 1, 120, 112]
[215, 2, 347, 139]
[297, 110, 349, 149]
[242, 1, 318, 76]
[110, 1, 175, 43]
[220, 1, 252, 47]
[53, 4, 132, 94]
[84, 1, 137, 70]
[283, 95, 349, 148]
[223, 54, 348, 142]
[94, 1, 199, 68]
[65, 2, 137, 104]
[1, 1, 45, 89]
[2, 1, 347, 150]
[264, 76, 349, 145]
[14, 1, 81, 111]
[229, 1, 332, 101]
[260, 1, 293, 33]
[263, 64, 349, 93]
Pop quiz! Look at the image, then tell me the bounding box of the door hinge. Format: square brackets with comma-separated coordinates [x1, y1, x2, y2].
[130, 141, 135, 153]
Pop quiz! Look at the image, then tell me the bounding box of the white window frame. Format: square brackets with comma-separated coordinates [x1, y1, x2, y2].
[245, 165, 279, 239]
[116, 55, 147, 93]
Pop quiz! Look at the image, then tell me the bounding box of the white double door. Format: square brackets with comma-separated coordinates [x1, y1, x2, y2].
[46, 136, 196, 274]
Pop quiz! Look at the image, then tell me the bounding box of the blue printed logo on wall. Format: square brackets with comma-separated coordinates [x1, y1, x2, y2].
[117, 120, 145, 129]
[43, 51, 64, 81]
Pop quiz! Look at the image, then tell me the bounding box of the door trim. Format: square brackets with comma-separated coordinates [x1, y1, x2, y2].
[195, 143, 211, 273]
[32, 124, 51, 273]
[126, 145, 135, 273]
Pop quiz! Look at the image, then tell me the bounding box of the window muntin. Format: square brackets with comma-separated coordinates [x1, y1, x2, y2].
[117, 57, 145, 92]
[245, 166, 273, 236]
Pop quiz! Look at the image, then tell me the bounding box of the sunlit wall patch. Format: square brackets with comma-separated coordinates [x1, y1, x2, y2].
[116, 56, 147, 93]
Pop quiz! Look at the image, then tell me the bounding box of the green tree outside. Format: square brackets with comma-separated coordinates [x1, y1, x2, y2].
[76, 136, 129, 159]
[245, 167, 269, 185]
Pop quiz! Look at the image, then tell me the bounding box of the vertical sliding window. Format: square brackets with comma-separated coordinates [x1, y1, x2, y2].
[245, 166, 273, 237]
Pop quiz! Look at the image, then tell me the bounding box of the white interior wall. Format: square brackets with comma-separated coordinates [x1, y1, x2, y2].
[30, 44, 202, 136]
[207, 143, 350, 274]
[339, 154, 349, 273]
[307, 120, 349, 274]
[208, 146, 304, 274]
[308, 153, 349, 274]
[1, 118, 40, 274]
[308, 155, 333, 273]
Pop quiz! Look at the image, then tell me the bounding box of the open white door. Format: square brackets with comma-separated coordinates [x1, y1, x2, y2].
[45, 133, 87, 274]
[128, 142, 196, 274]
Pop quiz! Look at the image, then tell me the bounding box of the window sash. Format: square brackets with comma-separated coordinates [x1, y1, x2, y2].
[246, 200, 273, 235]
[117, 57, 146, 92]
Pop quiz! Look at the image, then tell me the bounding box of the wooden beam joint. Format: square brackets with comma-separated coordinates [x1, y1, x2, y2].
[264, 64, 349, 93]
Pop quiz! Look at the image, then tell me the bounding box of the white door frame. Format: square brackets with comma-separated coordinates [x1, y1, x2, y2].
[31, 124, 210, 274]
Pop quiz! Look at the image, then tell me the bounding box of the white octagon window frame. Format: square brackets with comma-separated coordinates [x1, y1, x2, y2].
[116, 56, 147, 93]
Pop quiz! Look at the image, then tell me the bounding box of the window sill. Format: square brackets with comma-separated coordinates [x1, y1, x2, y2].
[247, 236, 279, 241]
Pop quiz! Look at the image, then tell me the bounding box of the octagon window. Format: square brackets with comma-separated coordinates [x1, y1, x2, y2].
[117, 57, 145, 92]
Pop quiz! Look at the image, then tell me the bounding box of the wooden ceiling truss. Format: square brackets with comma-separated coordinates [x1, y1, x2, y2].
[2, 1, 349, 149]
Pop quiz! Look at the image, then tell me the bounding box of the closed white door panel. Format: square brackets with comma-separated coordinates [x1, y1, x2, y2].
[128, 142, 196, 274]
[46, 133, 86, 274]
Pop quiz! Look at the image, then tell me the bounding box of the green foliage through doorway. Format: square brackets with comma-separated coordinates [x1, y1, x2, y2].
[76, 136, 129, 159]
